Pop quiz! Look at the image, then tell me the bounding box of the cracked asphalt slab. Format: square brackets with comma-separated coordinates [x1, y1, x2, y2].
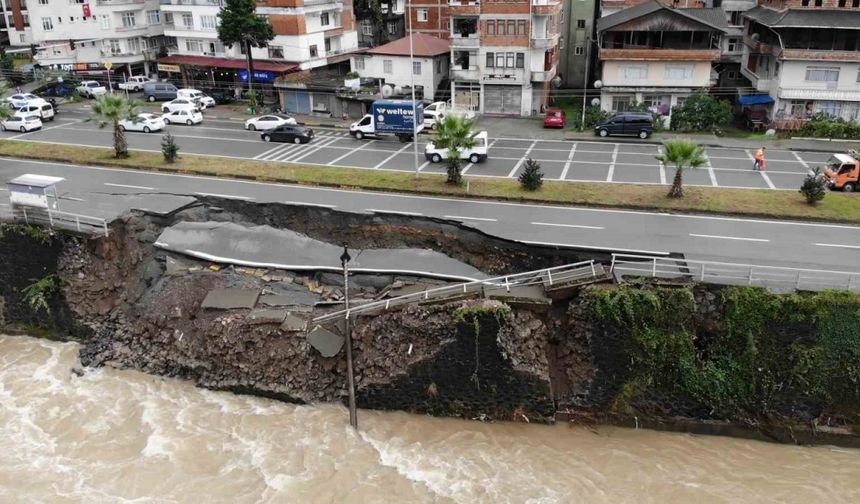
[0, 107, 829, 191]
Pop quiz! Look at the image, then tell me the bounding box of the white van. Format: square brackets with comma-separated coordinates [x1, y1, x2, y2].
[15, 101, 54, 121]
[177, 88, 215, 108]
[424, 130, 489, 164]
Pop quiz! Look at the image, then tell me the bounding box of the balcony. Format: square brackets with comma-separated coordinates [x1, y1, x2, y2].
[449, 0, 480, 15]
[743, 34, 777, 56]
[96, 0, 145, 5]
[451, 34, 480, 48]
[599, 48, 721, 62]
[532, 0, 561, 15]
[115, 24, 149, 33]
[531, 65, 557, 82]
[482, 68, 525, 83]
[780, 48, 860, 62]
[531, 33, 559, 49]
[159, 0, 223, 5]
[451, 66, 480, 80]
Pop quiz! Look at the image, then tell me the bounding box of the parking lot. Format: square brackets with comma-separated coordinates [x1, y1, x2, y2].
[0, 107, 833, 191]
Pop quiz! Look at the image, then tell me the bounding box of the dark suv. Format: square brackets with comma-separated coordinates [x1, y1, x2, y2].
[261, 125, 314, 144]
[595, 112, 653, 139]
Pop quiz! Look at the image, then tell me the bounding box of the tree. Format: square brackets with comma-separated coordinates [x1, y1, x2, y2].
[354, 0, 397, 46]
[670, 91, 732, 133]
[217, 0, 275, 95]
[799, 166, 827, 204]
[0, 84, 11, 122]
[433, 114, 478, 185]
[655, 139, 706, 198]
[0, 52, 14, 73]
[161, 133, 180, 163]
[519, 158, 543, 190]
[89, 95, 140, 158]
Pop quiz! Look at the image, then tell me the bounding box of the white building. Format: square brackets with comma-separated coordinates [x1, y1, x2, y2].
[350, 33, 450, 99]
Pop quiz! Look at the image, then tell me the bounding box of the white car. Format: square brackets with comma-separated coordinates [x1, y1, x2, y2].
[4, 93, 45, 109]
[15, 102, 54, 121]
[161, 98, 202, 114]
[118, 76, 154, 92]
[161, 109, 203, 126]
[76, 80, 107, 98]
[119, 113, 165, 133]
[425, 130, 489, 164]
[1, 115, 43, 132]
[244, 113, 297, 131]
[177, 88, 215, 108]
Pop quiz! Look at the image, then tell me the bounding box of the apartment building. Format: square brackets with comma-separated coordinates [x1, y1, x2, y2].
[559, 0, 597, 89]
[442, 0, 563, 115]
[742, 1, 860, 124]
[595, 0, 728, 120]
[159, 0, 358, 83]
[408, 0, 449, 40]
[357, 0, 405, 47]
[2, 0, 167, 76]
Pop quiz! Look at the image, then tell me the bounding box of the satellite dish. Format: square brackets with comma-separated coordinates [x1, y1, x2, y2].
[591, 98, 601, 107]
[394, 85, 403, 94]
[551, 76, 562, 88]
[751, 33, 760, 41]
[594, 80, 603, 89]
[381, 85, 394, 97]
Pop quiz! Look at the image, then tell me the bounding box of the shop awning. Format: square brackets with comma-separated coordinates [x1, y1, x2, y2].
[738, 95, 774, 105]
[157, 55, 298, 73]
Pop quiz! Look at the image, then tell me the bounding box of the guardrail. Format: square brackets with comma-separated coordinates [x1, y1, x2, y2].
[12, 206, 109, 237]
[313, 260, 604, 323]
[610, 254, 860, 292]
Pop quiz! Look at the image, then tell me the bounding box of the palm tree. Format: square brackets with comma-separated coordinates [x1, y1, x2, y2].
[655, 139, 706, 198]
[89, 95, 140, 158]
[433, 114, 478, 185]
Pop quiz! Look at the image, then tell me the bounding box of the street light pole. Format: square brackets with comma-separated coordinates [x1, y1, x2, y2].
[340, 245, 358, 429]
[407, 1, 420, 179]
[581, 38, 592, 129]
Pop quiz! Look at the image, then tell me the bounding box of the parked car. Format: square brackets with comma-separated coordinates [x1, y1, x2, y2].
[15, 102, 55, 121]
[119, 113, 165, 133]
[200, 88, 235, 105]
[422, 101, 476, 130]
[425, 131, 489, 164]
[143, 82, 179, 102]
[260, 124, 314, 144]
[594, 112, 653, 139]
[76, 80, 107, 98]
[32, 80, 80, 97]
[118, 75, 155, 92]
[1, 115, 43, 132]
[245, 113, 297, 131]
[161, 109, 203, 126]
[4, 93, 45, 109]
[177, 88, 216, 108]
[543, 108, 566, 128]
[161, 98, 202, 113]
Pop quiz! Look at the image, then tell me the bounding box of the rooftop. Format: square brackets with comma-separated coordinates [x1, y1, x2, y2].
[597, 1, 729, 32]
[364, 33, 450, 57]
[744, 6, 860, 29]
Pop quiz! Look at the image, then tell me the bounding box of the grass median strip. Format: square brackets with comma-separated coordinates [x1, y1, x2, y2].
[2, 140, 860, 224]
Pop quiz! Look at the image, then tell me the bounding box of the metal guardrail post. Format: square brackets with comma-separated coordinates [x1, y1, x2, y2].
[547, 269, 553, 286]
[796, 271, 802, 289]
[22, 207, 29, 225]
[47, 209, 53, 227]
[609, 255, 616, 275]
[652, 258, 657, 277]
[590, 261, 596, 277]
[75, 216, 81, 232]
[748, 268, 754, 285]
[505, 276, 510, 292]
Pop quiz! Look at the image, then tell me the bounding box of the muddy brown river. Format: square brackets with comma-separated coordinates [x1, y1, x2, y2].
[1, 334, 858, 503]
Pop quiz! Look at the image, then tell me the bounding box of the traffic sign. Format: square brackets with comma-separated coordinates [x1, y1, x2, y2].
[104, 62, 113, 70]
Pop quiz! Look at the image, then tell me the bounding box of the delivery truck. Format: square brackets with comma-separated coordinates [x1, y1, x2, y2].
[350, 100, 424, 141]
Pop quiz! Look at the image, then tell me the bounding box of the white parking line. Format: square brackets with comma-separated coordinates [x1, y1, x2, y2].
[444, 215, 498, 222]
[194, 192, 255, 200]
[793, 151, 810, 169]
[507, 140, 538, 178]
[327, 139, 377, 166]
[690, 233, 770, 242]
[373, 143, 412, 169]
[366, 208, 423, 216]
[703, 153, 718, 187]
[814, 243, 860, 250]
[606, 144, 619, 182]
[760, 171, 776, 189]
[104, 182, 155, 190]
[289, 137, 341, 163]
[559, 143, 577, 180]
[253, 143, 289, 161]
[7, 119, 81, 139]
[417, 160, 430, 172]
[656, 145, 666, 185]
[463, 139, 498, 175]
[531, 221, 604, 230]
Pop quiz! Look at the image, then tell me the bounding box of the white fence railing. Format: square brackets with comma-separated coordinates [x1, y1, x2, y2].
[313, 260, 604, 323]
[12, 206, 109, 237]
[611, 254, 860, 292]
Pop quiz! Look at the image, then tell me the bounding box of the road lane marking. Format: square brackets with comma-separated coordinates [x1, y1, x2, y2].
[254, 143, 289, 160]
[760, 171, 776, 189]
[366, 208, 422, 216]
[286, 201, 337, 208]
[793, 151, 810, 169]
[417, 160, 430, 172]
[104, 182, 155, 190]
[327, 139, 377, 166]
[7, 119, 81, 139]
[507, 140, 538, 178]
[815, 243, 860, 249]
[559, 143, 577, 180]
[690, 233, 770, 242]
[531, 221, 604, 230]
[61, 196, 85, 202]
[656, 146, 667, 185]
[703, 153, 718, 187]
[288, 137, 341, 163]
[521, 240, 669, 255]
[443, 215, 497, 222]
[194, 192, 255, 200]
[373, 143, 412, 169]
[606, 144, 619, 182]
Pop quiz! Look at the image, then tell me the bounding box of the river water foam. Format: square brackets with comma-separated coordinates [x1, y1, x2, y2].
[1, 334, 858, 503]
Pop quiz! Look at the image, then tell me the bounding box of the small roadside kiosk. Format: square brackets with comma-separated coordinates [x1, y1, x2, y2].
[6, 174, 65, 224]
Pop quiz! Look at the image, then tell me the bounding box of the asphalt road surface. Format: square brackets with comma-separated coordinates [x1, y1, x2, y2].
[0, 105, 833, 191]
[2, 157, 859, 274]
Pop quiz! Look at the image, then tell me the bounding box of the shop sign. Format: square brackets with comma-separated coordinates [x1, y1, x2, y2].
[238, 70, 276, 83]
[157, 63, 181, 73]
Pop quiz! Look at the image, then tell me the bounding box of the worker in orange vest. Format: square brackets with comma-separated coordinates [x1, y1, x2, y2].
[753, 147, 766, 171]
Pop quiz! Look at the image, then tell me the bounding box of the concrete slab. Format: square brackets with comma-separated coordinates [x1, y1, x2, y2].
[201, 288, 260, 310]
[281, 313, 308, 332]
[466, 158, 519, 177]
[493, 139, 533, 149]
[565, 163, 610, 181]
[307, 325, 344, 357]
[573, 151, 613, 164]
[612, 165, 661, 184]
[520, 160, 565, 179]
[484, 284, 551, 311]
[293, 148, 351, 165]
[246, 308, 289, 325]
[575, 141, 615, 152]
[714, 170, 770, 189]
[388, 283, 430, 298]
[615, 153, 655, 166]
[619, 144, 659, 155]
[530, 148, 571, 162]
[493, 147, 528, 160]
[766, 172, 807, 190]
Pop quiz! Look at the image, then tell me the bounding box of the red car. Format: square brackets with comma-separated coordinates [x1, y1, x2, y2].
[543, 108, 566, 128]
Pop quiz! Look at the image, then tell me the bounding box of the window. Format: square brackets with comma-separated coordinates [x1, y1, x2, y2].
[815, 0, 822, 6]
[354, 57, 365, 70]
[384, 59, 392, 73]
[517, 20, 526, 35]
[498, 20, 505, 35]
[362, 23, 373, 36]
[146, 10, 160, 25]
[857, 68, 860, 82]
[413, 61, 421, 75]
[310, 45, 318, 57]
[41, 17, 53, 31]
[506, 52, 514, 68]
[268, 46, 284, 59]
[612, 95, 633, 112]
[181, 13, 193, 28]
[321, 12, 330, 26]
[727, 70, 737, 80]
[496, 53, 504, 67]
[99, 14, 110, 30]
[121, 12, 136, 28]
[855, 0, 860, 8]
[435, 58, 442, 74]
[127, 38, 140, 53]
[665, 65, 693, 80]
[201, 15, 217, 29]
[576, 19, 585, 29]
[574, 46, 584, 55]
[806, 66, 839, 82]
[487, 20, 495, 36]
[728, 11, 743, 26]
[185, 39, 201, 52]
[801, 0, 809, 5]
[108, 39, 121, 55]
[507, 20, 515, 35]
[324, 38, 331, 52]
[621, 64, 648, 80]
[817, 101, 842, 117]
[486, 52, 494, 68]
[57, 17, 62, 24]
[840, 0, 846, 6]
[388, 22, 396, 34]
[38, 0, 47, 4]
[69, 16, 75, 23]
[516, 53, 524, 68]
[727, 37, 741, 53]
[417, 9, 428, 22]
[20, 34, 26, 43]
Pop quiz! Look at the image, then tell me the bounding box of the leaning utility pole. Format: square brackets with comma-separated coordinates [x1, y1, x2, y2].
[341, 245, 358, 429]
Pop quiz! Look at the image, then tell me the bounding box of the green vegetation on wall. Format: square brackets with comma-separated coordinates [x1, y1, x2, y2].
[586, 286, 860, 422]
